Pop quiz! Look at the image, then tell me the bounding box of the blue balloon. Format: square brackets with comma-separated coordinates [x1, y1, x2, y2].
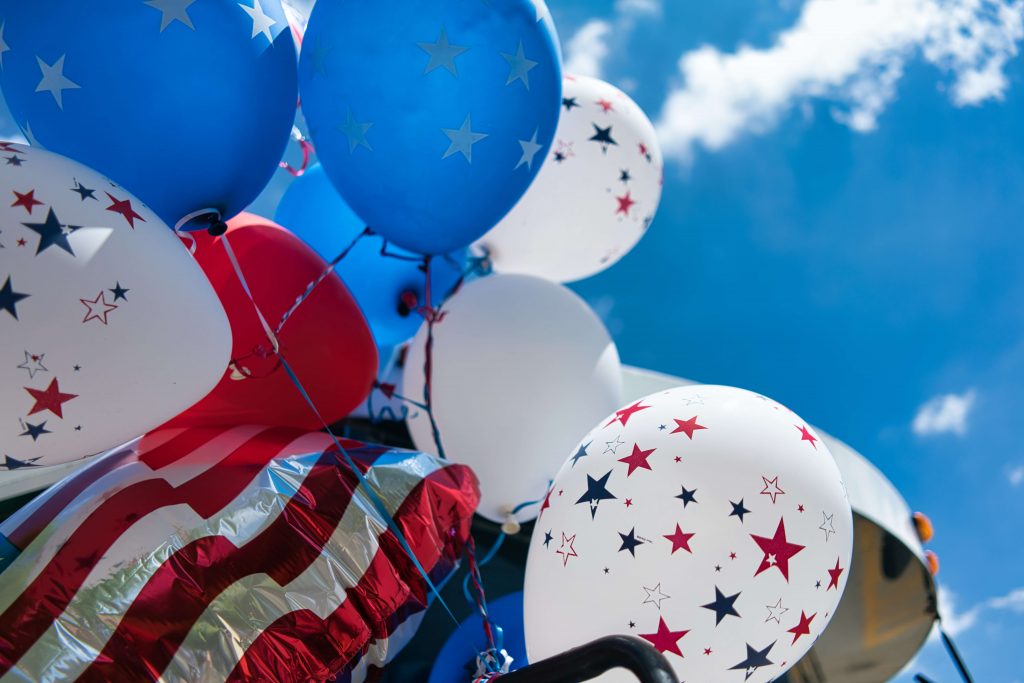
[275, 164, 465, 347]
[429, 592, 529, 683]
[298, 0, 562, 255]
[0, 0, 298, 228]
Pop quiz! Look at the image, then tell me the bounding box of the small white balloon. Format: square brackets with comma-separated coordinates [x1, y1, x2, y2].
[473, 75, 663, 283]
[402, 273, 622, 523]
[523, 385, 853, 683]
[1, 142, 231, 468]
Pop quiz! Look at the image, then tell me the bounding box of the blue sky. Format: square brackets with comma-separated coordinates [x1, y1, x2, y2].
[551, 0, 1024, 680]
[2, 0, 1022, 679]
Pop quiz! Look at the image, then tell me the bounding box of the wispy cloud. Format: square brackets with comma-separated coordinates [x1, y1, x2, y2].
[912, 388, 977, 437]
[655, 0, 1024, 162]
[564, 0, 662, 78]
[1009, 465, 1024, 486]
[937, 584, 1024, 637]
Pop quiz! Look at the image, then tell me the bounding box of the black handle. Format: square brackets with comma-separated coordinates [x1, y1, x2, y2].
[498, 635, 679, 683]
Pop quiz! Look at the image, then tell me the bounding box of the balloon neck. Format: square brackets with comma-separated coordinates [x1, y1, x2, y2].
[208, 220, 228, 237]
[500, 512, 521, 536]
[397, 289, 419, 317]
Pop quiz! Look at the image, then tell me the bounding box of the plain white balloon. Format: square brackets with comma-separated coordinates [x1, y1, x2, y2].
[402, 274, 622, 523]
[523, 385, 853, 683]
[0, 142, 231, 468]
[472, 75, 663, 283]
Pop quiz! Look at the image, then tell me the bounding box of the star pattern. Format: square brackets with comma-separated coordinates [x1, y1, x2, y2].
[764, 597, 789, 623]
[109, 282, 130, 302]
[11, 189, 43, 214]
[555, 533, 577, 567]
[417, 26, 468, 76]
[701, 586, 741, 625]
[730, 499, 751, 522]
[2, 455, 41, 470]
[442, 114, 488, 162]
[35, 54, 81, 109]
[819, 512, 836, 541]
[618, 443, 655, 476]
[500, 40, 538, 89]
[663, 524, 695, 554]
[760, 476, 785, 504]
[542, 530, 553, 548]
[80, 291, 118, 325]
[144, 0, 197, 32]
[641, 583, 670, 610]
[17, 351, 47, 378]
[562, 96, 579, 111]
[1, 275, 29, 319]
[69, 180, 95, 201]
[827, 557, 844, 590]
[0, 21, 8, 69]
[671, 415, 707, 439]
[616, 191, 637, 216]
[24, 378, 78, 418]
[618, 526, 645, 556]
[516, 128, 543, 170]
[605, 400, 649, 428]
[24, 207, 75, 256]
[729, 642, 775, 680]
[604, 435, 625, 454]
[787, 611, 816, 644]
[339, 107, 373, 153]
[239, 0, 276, 42]
[575, 469, 617, 519]
[570, 441, 591, 468]
[796, 424, 818, 449]
[676, 485, 698, 507]
[639, 617, 688, 657]
[105, 192, 145, 228]
[20, 420, 51, 441]
[750, 518, 805, 581]
[590, 123, 617, 150]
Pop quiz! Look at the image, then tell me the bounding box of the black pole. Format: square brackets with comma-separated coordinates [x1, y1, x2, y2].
[498, 635, 678, 683]
[940, 627, 974, 683]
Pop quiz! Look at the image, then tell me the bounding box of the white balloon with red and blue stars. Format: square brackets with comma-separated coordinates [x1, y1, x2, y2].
[523, 384, 852, 683]
[0, 142, 231, 469]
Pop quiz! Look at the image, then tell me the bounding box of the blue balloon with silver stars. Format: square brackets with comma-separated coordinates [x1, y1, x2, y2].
[298, 0, 562, 255]
[0, 0, 298, 229]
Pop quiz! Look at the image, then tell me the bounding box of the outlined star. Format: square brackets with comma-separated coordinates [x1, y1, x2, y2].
[417, 26, 468, 76]
[11, 189, 43, 214]
[618, 526, 645, 556]
[24, 377, 78, 418]
[515, 128, 542, 170]
[1, 275, 29, 319]
[562, 96, 579, 111]
[671, 415, 706, 439]
[680, 393, 705, 406]
[663, 524, 695, 554]
[796, 424, 818, 448]
[701, 586, 741, 625]
[109, 281, 130, 301]
[605, 400, 649, 427]
[80, 291, 118, 324]
[238, 0, 276, 42]
[750, 518, 805, 581]
[827, 556, 845, 590]
[729, 641, 775, 680]
[819, 511, 836, 541]
[555, 532, 577, 567]
[764, 597, 789, 623]
[760, 475, 785, 504]
[339, 107, 373, 153]
[543, 529, 553, 548]
[105, 192, 145, 228]
[642, 583, 670, 610]
[70, 179, 96, 200]
[604, 435, 625, 454]
[35, 54, 81, 109]
[787, 611, 816, 644]
[20, 420, 51, 441]
[17, 351, 47, 378]
[144, 0, 197, 32]
[24, 207, 74, 256]
[675, 485, 698, 507]
[589, 123, 617, 150]
[619, 443, 656, 476]
[570, 441, 591, 467]
[639, 617, 688, 657]
[576, 469, 617, 518]
[442, 114, 487, 162]
[616, 191, 637, 216]
[500, 40, 538, 89]
[730, 499, 751, 522]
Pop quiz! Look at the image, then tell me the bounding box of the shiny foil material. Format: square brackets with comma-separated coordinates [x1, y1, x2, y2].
[0, 426, 480, 682]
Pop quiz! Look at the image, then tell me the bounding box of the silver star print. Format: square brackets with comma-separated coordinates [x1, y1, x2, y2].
[17, 351, 48, 378]
[604, 435, 625, 454]
[0, 22, 10, 69]
[642, 583, 670, 610]
[308, 36, 330, 78]
[500, 40, 538, 89]
[338, 107, 373, 152]
[417, 26, 468, 76]
[515, 128, 542, 170]
[764, 597, 789, 623]
[819, 511, 836, 541]
[238, 0, 276, 43]
[442, 114, 487, 162]
[35, 54, 81, 109]
[144, 0, 196, 32]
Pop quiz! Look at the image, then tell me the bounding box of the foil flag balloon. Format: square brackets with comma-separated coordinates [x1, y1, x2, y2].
[0, 426, 480, 682]
[0, 142, 231, 468]
[523, 385, 853, 683]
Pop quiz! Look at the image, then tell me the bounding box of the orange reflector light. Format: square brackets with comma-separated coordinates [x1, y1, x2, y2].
[913, 511, 934, 543]
[925, 550, 940, 576]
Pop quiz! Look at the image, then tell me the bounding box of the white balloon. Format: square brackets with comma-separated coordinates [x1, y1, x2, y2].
[473, 75, 663, 283]
[402, 274, 622, 523]
[523, 385, 853, 683]
[1, 142, 231, 468]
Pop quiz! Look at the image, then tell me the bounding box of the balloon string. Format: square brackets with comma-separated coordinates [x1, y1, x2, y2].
[278, 126, 315, 177]
[216, 235, 463, 631]
[419, 256, 450, 461]
[274, 226, 373, 335]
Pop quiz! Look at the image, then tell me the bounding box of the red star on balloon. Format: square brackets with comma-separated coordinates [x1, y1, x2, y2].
[796, 424, 818, 449]
[11, 189, 43, 214]
[619, 443, 656, 476]
[596, 98, 614, 112]
[80, 291, 118, 325]
[827, 557, 844, 590]
[670, 416, 706, 439]
[24, 378, 78, 418]
[787, 611, 816, 644]
[639, 617, 688, 657]
[105, 192, 145, 228]
[664, 524, 695, 554]
[0, 142, 20, 152]
[616, 191, 637, 216]
[605, 401, 650, 428]
[539, 488, 553, 517]
[555, 533, 578, 567]
[750, 518, 805, 581]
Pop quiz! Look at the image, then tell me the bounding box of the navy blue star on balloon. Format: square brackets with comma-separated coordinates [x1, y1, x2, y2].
[701, 586, 742, 626]
[730, 498, 751, 522]
[618, 527, 645, 557]
[543, 530, 553, 548]
[589, 123, 617, 151]
[0, 276, 30, 319]
[70, 180, 96, 201]
[109, 281, 130, 301]
[20, 420, 51, 441]
[23, 208, 75, 256]
[570, 441, 591, 468]
[2, 455, 41, 469]
[676, 485, 698, 507]
[576, 469, 617, 519]
[730, 641, 775, 680]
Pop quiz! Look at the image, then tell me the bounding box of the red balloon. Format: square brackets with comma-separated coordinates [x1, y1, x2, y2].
[169, 213, 377, 430]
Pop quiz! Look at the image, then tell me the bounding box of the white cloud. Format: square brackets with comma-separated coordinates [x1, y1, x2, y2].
[935, 584, 1024, 639]
[1009, 465, 1024, 486]
[563, 0, 663, 78]
[655, 0, 1024, 162]
[912, 388, 977, 437]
